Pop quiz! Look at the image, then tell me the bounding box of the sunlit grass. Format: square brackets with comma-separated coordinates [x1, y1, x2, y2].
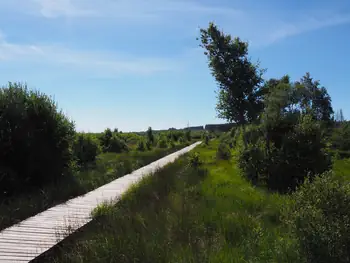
[38, 140, 303, 263]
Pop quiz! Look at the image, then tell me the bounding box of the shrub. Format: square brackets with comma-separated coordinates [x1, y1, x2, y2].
[188, 152, 202, 168]
[157, 137, 168, 148]
[109, 135, 129, 153]
[185, 129, 191, 141]
[145, 139, 152, 150]
[204, 134, 210, 145]
[286, 172, 350, 263]
[168, 139, 175, 149]
[178, 136, 185, 144]
[72, 133, 100, 166]
[0, 82, 75, 196]
[237, 139, 268, 185]
[146, 127, 154, 145]
[216, 142, 231, 160]
[136, 139, 146, 152]
[100, 129, 128, 153]
[330, 122, 350, 157]
[238, 115, 332, 192]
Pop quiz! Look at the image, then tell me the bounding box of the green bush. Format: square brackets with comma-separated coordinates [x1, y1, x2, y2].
[178, 136, 185, 144]
[204, 134, 210, 145]
[72, 133, 100, 166]
[330, 122, 350, 156]
[237, 139, 268, 185]
[100, 128, 128, 153]
[157, 137, 168, 148]
[168, 139, 175, 149]
[286, 172, 350, 263]
[185, 129, 191, 141]
[146, 127, 154, 145]
[145, 139, 152, 150]
[187, 152, 202, 168]
[0, 82, 75, 196]
[216, 142, 231, 160]
[109, 135, 129, 153]
[238, 115, 332, 192]
[136, 139, 146, 152]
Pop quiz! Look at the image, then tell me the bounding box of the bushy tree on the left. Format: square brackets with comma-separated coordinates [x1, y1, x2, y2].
[0, 82, 76, 197]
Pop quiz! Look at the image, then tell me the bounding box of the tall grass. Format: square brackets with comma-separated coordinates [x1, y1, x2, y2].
[37, 141, 302, 263]
[0, 142, 192, 231]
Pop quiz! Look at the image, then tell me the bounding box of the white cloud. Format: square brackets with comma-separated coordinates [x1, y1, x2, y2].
[33, 0, 97, 18]
[0, 32, 178, 76]
[24, 0, 241, 21]
[266, 13, 350, 45]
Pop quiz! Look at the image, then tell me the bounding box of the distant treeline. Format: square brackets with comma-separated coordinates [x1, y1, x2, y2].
[136, 123, 237, 134]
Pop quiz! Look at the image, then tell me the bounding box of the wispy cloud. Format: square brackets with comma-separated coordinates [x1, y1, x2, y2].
[22, 0, 241, 21]
[0, 32, 178, 77]
[266, 13, 350, 45]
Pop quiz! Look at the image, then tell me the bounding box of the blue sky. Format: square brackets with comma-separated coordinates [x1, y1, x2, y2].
[0, 0, 349, 132]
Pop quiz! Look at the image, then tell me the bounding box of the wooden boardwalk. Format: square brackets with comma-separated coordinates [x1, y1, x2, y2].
[0, 142, 201, 263]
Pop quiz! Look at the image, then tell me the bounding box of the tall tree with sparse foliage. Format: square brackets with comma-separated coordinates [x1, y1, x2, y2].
[198, 22, 265, 128]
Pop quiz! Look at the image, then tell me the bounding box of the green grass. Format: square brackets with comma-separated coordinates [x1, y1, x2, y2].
[0, 142, 193, 231]
[37, 140, 303, 263]
[333, 157, 350, 179]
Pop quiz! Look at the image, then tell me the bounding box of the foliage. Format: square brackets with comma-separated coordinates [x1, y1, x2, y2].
[146, 127, 154, 145]
[204, 134, 210, 145]
[145, 139, 152, 150]
[157, 137, 168, 148]
[330, 122, 350, 153]
[0, 141, 190, 231]
[286, 172, 350, 263]
[136, 139, 146, 152]
[168, 139, 175, 149]
[100, 128, 128, 153]
[0, 82, 75, 197]
[216, 142, 231, 160]
[235, 74, 333, 192]
[178, 136, 185, 144]
[185, 129, 191, 141]
[187, 152, 202, 168]
[43, 140, 303, 263]
[72, 133, 100, 166]
[108, 135, 129, 153]
[199, 22, 265, 125]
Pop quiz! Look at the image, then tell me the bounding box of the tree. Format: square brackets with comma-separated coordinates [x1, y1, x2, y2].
[0, 82, 76, 196]
[146, 127, 154, 144]
[297, 72, 333, 125]
[340, 109, 345, 122]
[198, 22, 265, 128]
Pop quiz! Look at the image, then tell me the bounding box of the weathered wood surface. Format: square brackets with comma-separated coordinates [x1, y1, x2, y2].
[0, 142, 201, 263]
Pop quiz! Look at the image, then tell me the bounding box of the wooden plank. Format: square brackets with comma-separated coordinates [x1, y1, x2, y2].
[0, 142, 201, 262]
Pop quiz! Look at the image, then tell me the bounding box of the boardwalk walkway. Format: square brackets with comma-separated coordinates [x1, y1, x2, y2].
[0, 141, 201, 263]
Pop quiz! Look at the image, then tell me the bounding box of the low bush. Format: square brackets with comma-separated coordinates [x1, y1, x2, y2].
[72, 133, 100, 166]
[238, 115, 332, 193]
[108, 135, 129, 153]
[157, 137, 168, 148]
[0, 82, 75, 197]
[185, 129, 191, 141]
[187, 152, 202, 168]
[100, 129, 128, 153]
[286, 172, 350, 263]
[216, 142, 231, 160]
[136, 139, 146, 152]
